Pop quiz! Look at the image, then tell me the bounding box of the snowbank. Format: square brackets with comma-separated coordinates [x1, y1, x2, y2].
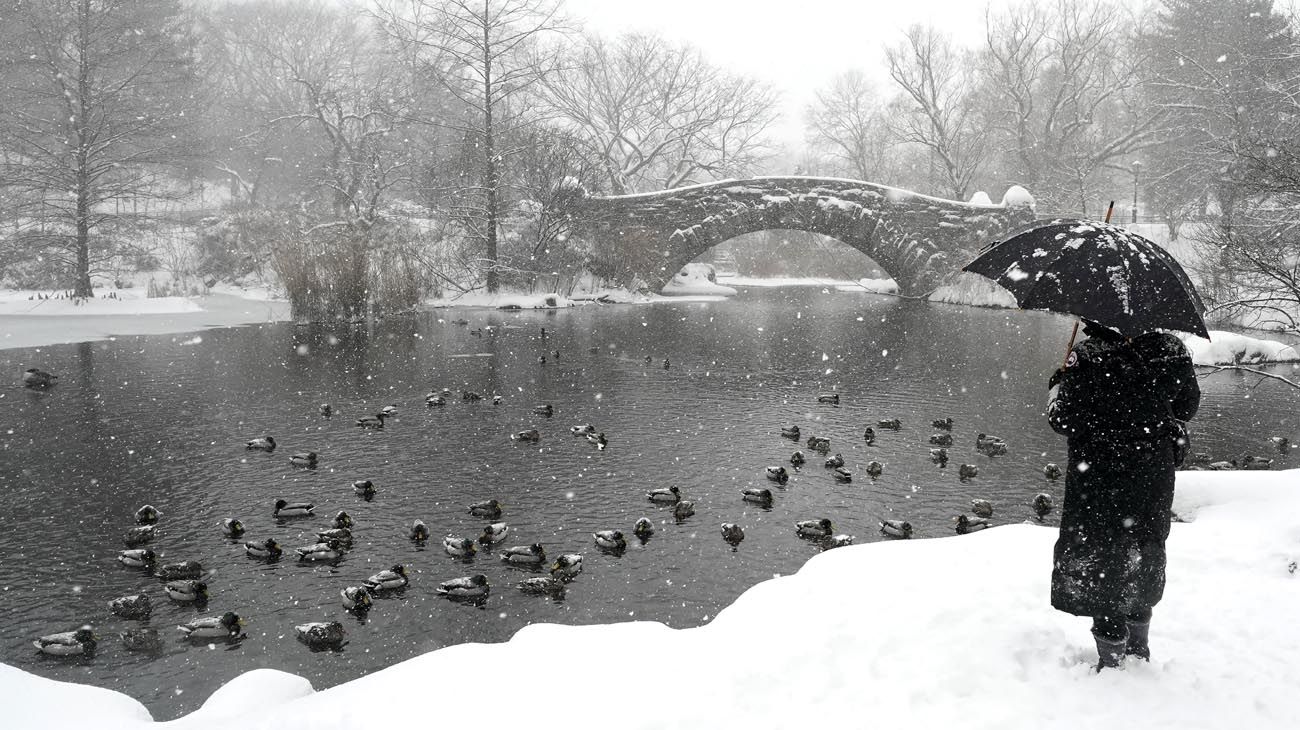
[1181, 330, 1300, 366]
[6, 468, 1298, 730]
[425, 292, 576, 309]
[659, 262, 737, 297]
[0, 288, 204, 316]
[928, 271, 1018, 308]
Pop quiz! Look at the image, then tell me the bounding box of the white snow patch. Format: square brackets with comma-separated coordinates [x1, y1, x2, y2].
[426, 292, 576, 310]
[1181, 330, 1300, 365]
[1001, 185, 1035, 208]
[0, 288, 204, 316]
[968, 191, 993, 205]
[929, 272, 1018, 308]
[660, 263, 737, 297]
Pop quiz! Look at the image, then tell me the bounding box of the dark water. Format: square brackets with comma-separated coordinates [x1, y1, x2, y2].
[0, 287, 1294, 719]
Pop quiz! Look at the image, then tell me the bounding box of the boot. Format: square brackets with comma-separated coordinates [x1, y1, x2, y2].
[1125, 620, 1150, 661]
[1092, 629, 1127, 672]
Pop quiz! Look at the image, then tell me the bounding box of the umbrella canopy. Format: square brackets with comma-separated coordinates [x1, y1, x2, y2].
[962, 219, 1209, 339]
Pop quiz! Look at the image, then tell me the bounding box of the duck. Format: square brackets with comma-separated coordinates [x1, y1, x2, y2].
[765, 466, 790, 484]
[120, 628, 165, 654]
[511, 429, 541, 442]
[929, 448, 949, 466]
[877, 418, 902, 430]
[633, 517, 655, 539]
[316, 527, 353, 544]
[832, 467, 853, 482]
[244, 538, 282, 560]
[593, 530, 627, 550]
[1239, 455, 1273, 470]
[976, 433, 1005, 449]
[864, 461, 883, 478]
[824, 534, 855, 549]
[109, 594, 152, 620]
[647, 486, 682, 503]
[33, 627, 95, 656]
[492, 394, 503, 405]
[117, 549, 156, 569]
[289, 451, 318, 467]
[806, 436, 831, 453]
[721, 523, 745, 545]
[958, 464, 979, 480]
[796, 518, 834, 538]
[499, 543, 546, 565]
[976, 433, 1008, 456]
[589, 432, 608, 450]
[479, 522, 509, 545]
[437, 574, 490, 598]
[1270, 436, 1292, 452]
[380, 404, 398, 417]
[970, 499, 994, 518]
[862, 427, 876, 445]
[364, 564, 410, 592]
[356, 413, 386, 429]
[443, 536, 477, 558]
[296, 540, 345, 562]
[1207, 460, 1235, 470]
[274, 499, 314, 518]
[742, 487, 773, 506]
[221, 518, 245, 538]
[319, 404, 333, 417]
[296, 621, 346, 649]
[551, 554, 584, 581]
[817, 393, 840, 405]
[929, 433, 954, 447]
[663, 358, 671, 370]
[123, 525, 156, 547]
[824, 453, 845, 469]
[932, 417, 954, 431]
[789, 450, 806, 467]
[22, 368, 58, 388]
[331, 510, 353, 529]
[163, 579, 208, 603]
[245, 436, 277, 452]
[537, 355, 547, 365]
[409, 520, 430, 543]
[462, 390, 482, 401]
[880, 519, 913, 539]
[177, 612, 243, 639]
[469, 499, 503, 518]
[673, 500, 696, 520]
[533, 404, 554, 417]
[571, 424, 596, 436]
[134, 504, 162, 525]
[955, 514, 990, 534]
[1043, 463, 1063, 480]
[1032, 493, 1054, 518]
[517, 576, 566, 595]
[426, 393, 447, 406]
[155, 560, 204, 581]
[352, 479, 377, 498]
[781, 425, 802, 440]
[340, 586, 373, 611]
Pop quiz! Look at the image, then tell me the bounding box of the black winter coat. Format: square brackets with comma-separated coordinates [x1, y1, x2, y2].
[1046, 330, 1200, 617]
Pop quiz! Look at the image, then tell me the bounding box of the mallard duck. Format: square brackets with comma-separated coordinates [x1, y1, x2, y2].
[1032, 493, 1054, 518]
[221, 518, 245, 538]
[929, 448, 949, 465]
[426, 393, 447, 406]
[22, 368, 58, 388]
[517, 576, 566, 595]
[765, 466, 789, 483]
[319, 404, 333, 417]
[123, 525, 156, 547]
[589, 432, 608, 450]
[178, 612, 243, 639]
[533, 404, 554, 417]
[296, 540, 344, 562]
[499, 543, 546, 565]
[721, 523, 745, 545]
[824, 534, 855, 549]
[781, 425, 801, 440]
[316, 527, 353, 543]
[356, 413, 386, 429]
[443, 536, 478, 557]
[832, 467, 853, 482]
[877, 418, 902, 430]
[164, 579, 208, 603]
[929, 433, 954, 447]
[806, 436, 831, 453]
[492, 394, 503, 404]
[1042, 463, 1063, 480]
[633, 517, 654, 539]
[958, 464, 979, 480]
[976, 433, 1008, 456]
[971, 499, 994, 518]
[862, 427, 876, 445]
[817, 393, 840, 405]
[790, 450, 806, 466]
[864, 461, 883, 478]
[244, 538, 282, 560]
[571, 424, 596, 436]
[156, 560, 204, 581]
[118, 548, 156, 569]
[120, 628, 164, 653]
[352, 479, 377, 498]
[663, 358, 671, 370]
[469, 499, 503, 518]
[295, 621, 345, 649]
[824, 453, 845, 469]
[409, 520, 430, 542]
[462, 390, 482, 401]
[289, 451, 318, 467]
[363, 564, 409, 591]
[245, 436, 276, 451]
[340, 586, 372, 611]
[880, 519, 913, 539]
[1239, 455, 1273, 470]
[479, 522, 509, 544]
[647, 486, 682, 503]
[955, 515, 990, 534]
[796, 518, 834, 538]
[593, 530, 627, 550]
[1207, 461, 1235, 470]
[437, 574, 489, 598]
[742, 487, 773, 506]
[380, 404, 398, 417]
[33, 627, 95, 656]
[134, 504, 162, 524]
[673, 500, 696, 520]
[274, 499, 314, 518]
[932, 417, 954, 430]
[550, 554, 583, 581]
[331, 511, 354, 529]
[511, 429, 541, 442]
[109, 594, 152, 620]
[1270, 436, 1292, 452]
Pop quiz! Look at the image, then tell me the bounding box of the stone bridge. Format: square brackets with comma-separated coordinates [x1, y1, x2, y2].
[564, 176, 1037, 296]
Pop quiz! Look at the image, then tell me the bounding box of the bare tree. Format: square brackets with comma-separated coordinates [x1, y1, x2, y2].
[537, 33, 779, 194]
[804, 70, 900, 182]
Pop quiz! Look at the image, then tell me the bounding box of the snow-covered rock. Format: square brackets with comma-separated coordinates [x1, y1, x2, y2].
[928, 272, 1018, 308]
[1181, 330, 1300, 366]
[968, 191, 993, 205]
[1001, 185, 1035, 209]
[660, 263, 737, 297]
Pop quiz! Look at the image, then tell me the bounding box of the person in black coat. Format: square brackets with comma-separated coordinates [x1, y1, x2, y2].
[1047, 320, 1200, 670]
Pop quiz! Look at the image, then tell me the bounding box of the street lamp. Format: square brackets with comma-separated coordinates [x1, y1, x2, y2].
[1131, 160, 1142, 224]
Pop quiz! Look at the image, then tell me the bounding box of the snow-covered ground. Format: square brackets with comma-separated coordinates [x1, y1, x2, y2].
[660, 263, 738, 296]
[720, 274, 900, 295]
[1182, 330, 1300, 366]
[6, 468, 1297, 730]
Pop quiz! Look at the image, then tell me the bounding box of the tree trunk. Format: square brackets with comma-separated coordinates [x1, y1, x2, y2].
[482, 1, 499, 293]
[72, 0, 93, 299]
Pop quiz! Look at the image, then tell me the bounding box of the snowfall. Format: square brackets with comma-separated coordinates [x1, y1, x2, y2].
[4, 467, 1298, 730]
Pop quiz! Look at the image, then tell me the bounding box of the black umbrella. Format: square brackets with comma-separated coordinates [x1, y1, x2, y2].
[962, 218, 1209, 339]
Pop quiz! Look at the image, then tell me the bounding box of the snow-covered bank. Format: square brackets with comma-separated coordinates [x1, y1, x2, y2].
[1181, 330, 1300, 366]
[928, 271, 1018, 308]
[7, 468, 1298, 730]
[660, 263, 737, 296]
[719, 275, 900, 295]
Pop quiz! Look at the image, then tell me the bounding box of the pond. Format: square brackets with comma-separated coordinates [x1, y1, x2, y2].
[1, 286, 1294, 719]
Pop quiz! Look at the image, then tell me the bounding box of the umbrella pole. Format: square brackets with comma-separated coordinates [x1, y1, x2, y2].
[1061, 320, 1080, 369]
[1104, 200, 1115, 223]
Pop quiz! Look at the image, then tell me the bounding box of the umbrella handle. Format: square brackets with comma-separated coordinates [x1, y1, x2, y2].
[1104, 201, 1114, 223]
[1061, 320, 1080, 370]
